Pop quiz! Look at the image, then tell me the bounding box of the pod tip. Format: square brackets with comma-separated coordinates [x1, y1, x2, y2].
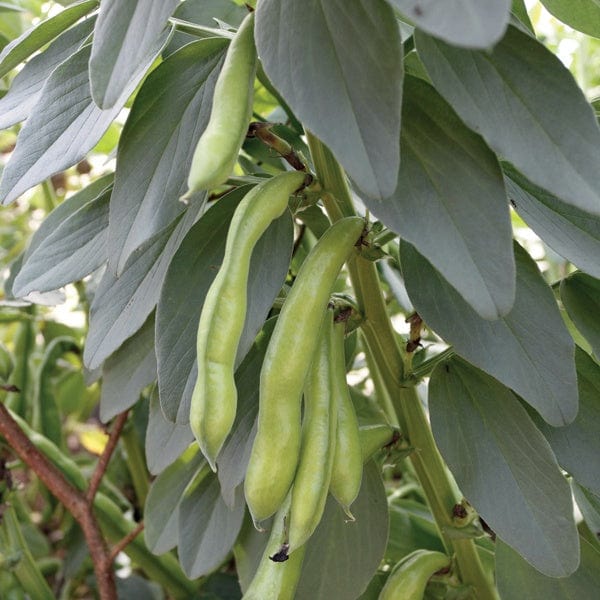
[269, 543, 290, 563]
[342, 506, 356, 523]
[251, 517, 266, 533]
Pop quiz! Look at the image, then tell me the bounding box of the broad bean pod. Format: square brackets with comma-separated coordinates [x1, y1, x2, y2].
[245, 216, 364, 525]
[379, 549, 451, 600]
[359, 423, 398, 463]
[186, 12, 256, 195]
[329, 318, 363, 520]
[190, 170, 307, 469]
[243, 495, 306, 600]
[285, 309, 337, 554]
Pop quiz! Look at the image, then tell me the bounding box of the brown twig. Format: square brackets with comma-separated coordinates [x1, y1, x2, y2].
[0, 403, 116, 600]
[109, 521, 145, 562]
[248, 122, 307, 171]
[87, 411, 129, 504]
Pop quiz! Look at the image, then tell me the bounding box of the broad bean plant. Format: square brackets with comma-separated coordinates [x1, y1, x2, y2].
[0, 1, 599, 599]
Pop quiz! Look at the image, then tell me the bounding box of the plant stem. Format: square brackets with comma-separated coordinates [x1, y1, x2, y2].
[87, 411, 129, 504]
[307, 133, 498, 600]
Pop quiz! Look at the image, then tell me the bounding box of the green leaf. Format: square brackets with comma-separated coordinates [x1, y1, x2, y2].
[174, 0, 245, 27]
[0, 45, 129, 205]
[13, 181, 111, 296]
[572, 482, 600, 541]
[496, 537, 600, 598]
[561, 273, 600, 359]
[108, 38, 227, 274]
[529, 349, 600, 496]
[540, 0, 600, 38]
[144, 444, 204, 555]
[402, 241, 577, 426]
[389, 0, 511, 48]
[145, 388, 193, 476]
[167, 0, 246, 55]
[83, 205, 200, 370]
[99, 313, 156, 423]
[115, 575, 164, 600]
[156, 187, 293, 423]
[236, 461, 388, 599]
[295, 462, 388, 599]
[89, 0, 177, 109]
[429, 357, 579, 577]
[217, 317, 276, 507]
[255, 0, 403, 200]
[416, 25, 600, 216]
[178, 473, 245, 579]
[505, 165, 600, 279]
[365, 75, 514, 319]
[386, 499, 445, 562]
[0, 0, 97, 79]
[511, 0, 534, 32]
[0, 16, 95, 129]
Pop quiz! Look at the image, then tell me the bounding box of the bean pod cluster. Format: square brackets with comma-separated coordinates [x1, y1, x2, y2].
[185, 15, 400, 598]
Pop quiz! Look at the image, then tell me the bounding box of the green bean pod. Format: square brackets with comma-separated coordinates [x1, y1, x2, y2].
[379, 550, 451, 600]
[242, 495, 307, 600]
[244, 216, 364, 525]
[186, 12, 257, 195]
[329, 319, 363, 520]
[190, 171, 307, 470]
[359, 423, 398, 463]
[285, 309, 337, 554]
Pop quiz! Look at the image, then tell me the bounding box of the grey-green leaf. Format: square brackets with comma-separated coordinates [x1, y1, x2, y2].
[99, 313, 156, 423]
[417, 25, 600, 216]
[0, 16, 95, 129]
[530, 349, 600, 496]
[89, 0, 179, 109]
[365, 75, 514, 319]
[0, 0, 96, 79]
[145, 445, 204, 555]
[13, 182, 111, 296]
[108, 38, 226, 274]
[430, 358, 579, 577]
[496, 537, 600, 599]
[505, 165, 600, 279]
[402, 241, 577, 426]
[389, 0, 511, 48]
[84, 205, 200, 370]
[0, 45, 128, 204]
[145, 389, 193, 476]
[540, 0, 600, 38]
[572, 482, 600, 539]
[178, 474, 245, 579]
[561, 273, 600, 359]
[255, 0, 403, 200]
[156, 187, 293, 423]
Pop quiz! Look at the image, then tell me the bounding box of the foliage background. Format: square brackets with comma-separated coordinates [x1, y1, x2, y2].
[0, 1, 599, 599]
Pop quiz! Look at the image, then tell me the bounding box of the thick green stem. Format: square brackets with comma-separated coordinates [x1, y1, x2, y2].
[307, 133, 498, 600]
